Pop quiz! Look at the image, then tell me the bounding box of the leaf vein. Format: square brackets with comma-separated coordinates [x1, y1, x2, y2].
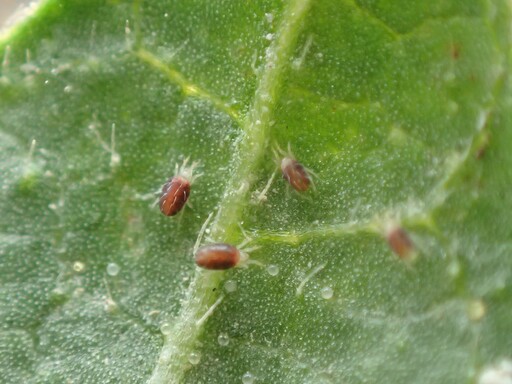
[147, 1, 313, 383]
[133, 48, 241, 125]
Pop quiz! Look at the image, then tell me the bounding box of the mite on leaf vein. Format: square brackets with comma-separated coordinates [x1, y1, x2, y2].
[193, 213, 261, 270]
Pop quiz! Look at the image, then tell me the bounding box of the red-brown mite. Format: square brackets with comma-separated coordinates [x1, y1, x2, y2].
[158, 158, 200, 216]
[159, 176, 190, 216]
[387, 227, 415, 260]
[281, 157, 311, 192]
[195, 243, 240, 270]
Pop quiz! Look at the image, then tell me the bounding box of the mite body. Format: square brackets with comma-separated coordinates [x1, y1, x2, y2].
[159, 176, 191, 216]
[281, 157, 311, 192]
[195, 243, 241, 270]
[275, 143, 313, 192]
[158, 158, 200, 216]
[387, 227, 416, 260]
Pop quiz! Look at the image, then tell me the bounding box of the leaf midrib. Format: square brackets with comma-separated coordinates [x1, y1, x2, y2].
[146, 1, 313, 383]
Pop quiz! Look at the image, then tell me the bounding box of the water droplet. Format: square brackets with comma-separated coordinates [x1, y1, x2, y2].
[443, 72, 456, 82]
[73, 261, 85, 272]
[320, 287, 333, 300]
[242, 372, 255, 384]
[51, 287, 65, 297]
[478, 359, 512, 384]
[160, 322, 172, 335]
[468, 299, 486, 321]
[188, 351, 201, 365]
[217, 333, 229, 346]
[447, 260, 460, 277]
[224, 280, 237, 293]
[447, 100, 459, 114]
[266, 264, 279, 276]
[106, 262, 120, 276]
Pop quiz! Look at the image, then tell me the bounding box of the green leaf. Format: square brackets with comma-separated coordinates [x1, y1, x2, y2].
[1, 0, 511, 383]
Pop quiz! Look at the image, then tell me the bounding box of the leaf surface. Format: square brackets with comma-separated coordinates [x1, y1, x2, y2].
[0, 0, 511, 383]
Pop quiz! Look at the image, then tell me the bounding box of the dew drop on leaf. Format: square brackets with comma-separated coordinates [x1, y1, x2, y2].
[467, 299, 486, 322]
[224, 280, 237, 293]
[266, 264, 279, 276]
[447, 260, 461, 277]
[188, 351, 201, 365]
[106, 262, 120, 276]
[242, 372, 256, 384]
[320, 287, 333, 300]
[73, 261, 85, 273]
[478, 359, 512, 384]
[217, 333, 229, 346]
[160, 323, 172, 336]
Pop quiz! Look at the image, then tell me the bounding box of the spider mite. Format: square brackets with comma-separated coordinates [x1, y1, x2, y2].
[193, 214, 261, 270]
[275, 143, 313, 192]
[195, 243, 241, 270]
[159, 158, 201, 216]
[386, 225, 417, 261]
[195, 242, 262, 270]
